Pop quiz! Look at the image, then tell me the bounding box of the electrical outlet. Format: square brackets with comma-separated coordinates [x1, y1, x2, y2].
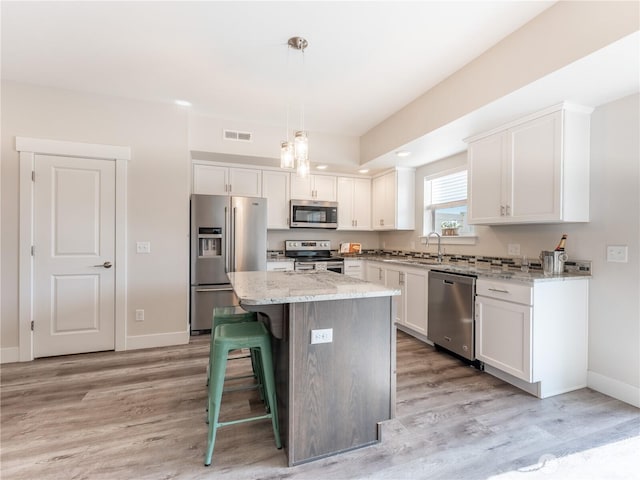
[507, 243, 521, 256]
[310, 328, 333, 344]
[606, 245, 628, 263]
[135, 309, 144, 322]
[136, 241, 151, 254]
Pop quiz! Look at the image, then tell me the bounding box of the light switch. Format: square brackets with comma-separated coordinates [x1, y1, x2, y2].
[606, 245, 628, 263]
[136, 241, 151, 254]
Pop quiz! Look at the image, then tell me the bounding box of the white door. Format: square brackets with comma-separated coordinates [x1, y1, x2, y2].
[33, 154, 116, 357]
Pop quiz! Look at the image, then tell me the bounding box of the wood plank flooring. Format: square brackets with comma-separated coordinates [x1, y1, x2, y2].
[1, 331, 638, 479]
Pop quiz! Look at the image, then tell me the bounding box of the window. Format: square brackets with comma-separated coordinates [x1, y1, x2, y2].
[423, 168, 473, 236]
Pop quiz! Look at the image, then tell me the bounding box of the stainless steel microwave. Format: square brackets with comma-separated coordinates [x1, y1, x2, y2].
[290, 200, 338, 229]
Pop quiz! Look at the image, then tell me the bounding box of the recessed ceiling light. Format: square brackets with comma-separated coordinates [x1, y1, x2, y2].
[358, 169, 370, 174]
[316, 165, 328, 170]
[395, 150, 411, 157]
[174, 99, 192, 107]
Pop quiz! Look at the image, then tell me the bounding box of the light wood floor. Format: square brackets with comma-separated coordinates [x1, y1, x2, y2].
[1, 331, 638, 479]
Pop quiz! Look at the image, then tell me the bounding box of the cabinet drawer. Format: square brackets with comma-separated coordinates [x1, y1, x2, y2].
[476, 279, 532, 305]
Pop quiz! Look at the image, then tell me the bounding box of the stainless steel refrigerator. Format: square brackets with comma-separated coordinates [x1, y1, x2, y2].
[190, 194, 267, 333]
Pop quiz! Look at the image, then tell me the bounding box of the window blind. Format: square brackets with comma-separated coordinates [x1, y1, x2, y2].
[429, 170, 467, 205]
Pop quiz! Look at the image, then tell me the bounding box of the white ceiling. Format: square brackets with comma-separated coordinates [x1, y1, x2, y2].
[1, 1, 555, 138]
[2, 1, 638, 172]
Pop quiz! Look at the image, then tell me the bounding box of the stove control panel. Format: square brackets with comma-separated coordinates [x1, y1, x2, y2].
[285, 240, 331, 251]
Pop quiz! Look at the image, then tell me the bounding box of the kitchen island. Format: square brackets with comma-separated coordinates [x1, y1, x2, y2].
[227, 270, 400, 466]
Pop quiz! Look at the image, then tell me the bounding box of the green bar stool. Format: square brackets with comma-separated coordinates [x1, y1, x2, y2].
[207, 306, 258, 386]
[204, 321, 281, 466]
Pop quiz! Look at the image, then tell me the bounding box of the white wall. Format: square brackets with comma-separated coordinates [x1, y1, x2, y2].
[382, 93, 640, 406]
[1, 81, 191, 353]
[361, 1, 640, 163]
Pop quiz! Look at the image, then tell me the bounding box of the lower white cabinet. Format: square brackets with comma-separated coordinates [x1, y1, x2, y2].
[343, 259, 364, 279]
[365, 261, 428, 340]
[266, 260, 294, 272]
[475, 278, 589, 398]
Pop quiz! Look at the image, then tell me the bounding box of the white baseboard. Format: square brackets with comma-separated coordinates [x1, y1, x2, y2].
[1, 347, 20, 364]
[588, 371, 640, 408]
[126, 330, 190, 351]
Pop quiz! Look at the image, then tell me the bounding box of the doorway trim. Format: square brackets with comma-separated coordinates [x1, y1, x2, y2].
[17, 137, 130, 361]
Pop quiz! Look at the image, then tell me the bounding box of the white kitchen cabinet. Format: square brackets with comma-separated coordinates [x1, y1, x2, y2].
[262, 170, 290, 229]
[193, 163, 262, 197]
[365, 261, 428, 340]
[467, 103, 592, 225]
[337, 177, 371, 230]
[402, 267, 428, 336]
[475, 277, 589, 398]
[371, 168, 415, 230]
[266, 260, 294, 272]
[290, 174, 337, 201]
[343, 259, 364, 279]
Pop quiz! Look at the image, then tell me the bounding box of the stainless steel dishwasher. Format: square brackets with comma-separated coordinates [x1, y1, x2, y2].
[427, 270, 477, 361]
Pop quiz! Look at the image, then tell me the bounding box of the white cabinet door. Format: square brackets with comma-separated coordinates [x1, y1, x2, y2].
[193, 164, 228, 195]
[366, 262, 383, 284]
[228, 167, 262, 197]
[352, 178, 371, 230]
[262, 170, 290, 229]
[404, 269, 428, 335]
[337, 177, 371, 230]
[385, 267, 404, 326]
[372, 172, 394, 230]
[475, 295, 532, 382]
[337, 177, 355, 230]
[290, 174, 336, 201]
[372, 169, 414, 230]
[468, 133, 506, 224]
[313, 175, 337, 201]
[509, 111, 561, 221]
[193, 164, 261, 197]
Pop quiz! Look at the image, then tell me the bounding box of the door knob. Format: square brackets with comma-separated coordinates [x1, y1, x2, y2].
[93, 261, 113, 268]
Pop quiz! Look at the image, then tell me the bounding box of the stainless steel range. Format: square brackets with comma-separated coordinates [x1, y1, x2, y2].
[285, 240, 344, 273]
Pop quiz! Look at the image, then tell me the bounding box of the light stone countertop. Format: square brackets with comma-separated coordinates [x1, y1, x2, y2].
[228, 270, 400, 305]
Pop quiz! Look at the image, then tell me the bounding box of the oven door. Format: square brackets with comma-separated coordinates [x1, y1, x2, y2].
[326, 261, 344, 274]
[294, 261, 316, 272]
[290, 200, 338, 229]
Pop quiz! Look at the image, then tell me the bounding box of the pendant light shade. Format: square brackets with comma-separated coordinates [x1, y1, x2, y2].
[280, 37, 310, 177]
[280, 141, 295, 169]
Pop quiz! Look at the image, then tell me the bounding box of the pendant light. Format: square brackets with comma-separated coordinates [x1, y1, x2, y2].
[280, 36, 310, 177]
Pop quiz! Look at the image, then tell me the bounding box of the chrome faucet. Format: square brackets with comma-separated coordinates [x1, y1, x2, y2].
[426, 231, 442, 263]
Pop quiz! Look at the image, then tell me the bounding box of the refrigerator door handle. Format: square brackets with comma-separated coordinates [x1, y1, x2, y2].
[231, 206, 237, 272]
[195, 287, 233, 293]
[225, 206, 230, 273]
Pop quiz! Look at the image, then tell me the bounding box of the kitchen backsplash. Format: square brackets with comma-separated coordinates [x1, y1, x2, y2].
[267, 248, 592, 274]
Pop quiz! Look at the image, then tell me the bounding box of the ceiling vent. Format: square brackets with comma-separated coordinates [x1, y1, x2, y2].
[223, 129, 252, 142]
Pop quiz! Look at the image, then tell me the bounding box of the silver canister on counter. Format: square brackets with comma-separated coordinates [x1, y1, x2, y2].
[540, 250, 568, 275]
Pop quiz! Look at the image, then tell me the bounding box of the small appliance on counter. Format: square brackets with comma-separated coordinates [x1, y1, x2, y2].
[340, 242, 361, 254]
[285, 240, 344, 273]
[190, 194, 267, 333]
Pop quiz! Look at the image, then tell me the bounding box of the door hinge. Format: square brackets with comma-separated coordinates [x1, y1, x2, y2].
[32, 171, 35, 182]
[31, 245, 35, 256]
[30, 320, 34, 331]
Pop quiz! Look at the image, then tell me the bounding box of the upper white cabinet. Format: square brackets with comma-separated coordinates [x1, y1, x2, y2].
[467, 103, 592, 225]
[193, 163, 262, 197]
[262, 170, 290, 229]
[337, 177, 371, 230]
[290, 174, 337, 201]
[371, 168, 415, 230]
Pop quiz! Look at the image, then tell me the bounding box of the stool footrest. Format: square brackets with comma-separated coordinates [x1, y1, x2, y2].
[217, 413, 272, 428]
